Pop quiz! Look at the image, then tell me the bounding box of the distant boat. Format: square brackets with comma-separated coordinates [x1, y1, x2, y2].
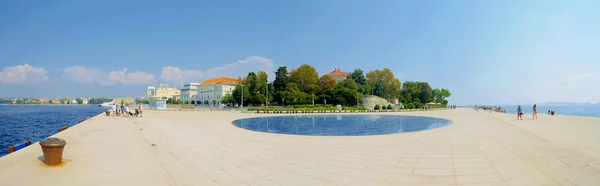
[98, 102, 114, 107]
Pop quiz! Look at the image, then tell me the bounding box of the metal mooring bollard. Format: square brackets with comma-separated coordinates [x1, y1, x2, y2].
[39, 138, 67, 166]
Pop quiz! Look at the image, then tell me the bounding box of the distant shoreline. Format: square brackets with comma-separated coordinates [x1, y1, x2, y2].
[0, 104, 98, 106]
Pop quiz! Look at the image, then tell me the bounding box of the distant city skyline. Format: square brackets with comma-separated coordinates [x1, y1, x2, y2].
[1, 1, 599, 105]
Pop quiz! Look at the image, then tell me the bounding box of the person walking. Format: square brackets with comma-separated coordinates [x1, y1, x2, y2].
[111, 104, 117, 117]
[138, 103, 144, 117]
[517, 105, 523, 120]
[532, 104, 538, 119]
[120, 104, 125, 117]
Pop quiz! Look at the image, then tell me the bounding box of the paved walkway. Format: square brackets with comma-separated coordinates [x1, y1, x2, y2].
[1, 109, 599, 186]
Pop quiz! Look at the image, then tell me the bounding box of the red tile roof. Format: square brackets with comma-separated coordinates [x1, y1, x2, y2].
[326, 68, 349, 77]
[199, 77, 242, 86]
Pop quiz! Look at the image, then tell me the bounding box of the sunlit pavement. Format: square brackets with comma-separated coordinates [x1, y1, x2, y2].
[1, 109, 599, 186]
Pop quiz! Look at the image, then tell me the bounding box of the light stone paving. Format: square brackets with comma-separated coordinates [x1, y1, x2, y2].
[1, 109, 600, 186]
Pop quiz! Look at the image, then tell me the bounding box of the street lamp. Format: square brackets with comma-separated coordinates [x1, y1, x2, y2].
[241, 84, 245, 110]
[265, 81, 269, 108]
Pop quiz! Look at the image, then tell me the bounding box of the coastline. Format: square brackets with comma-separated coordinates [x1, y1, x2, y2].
[0, 104, 100, 106]
[1, 109, 600, 185]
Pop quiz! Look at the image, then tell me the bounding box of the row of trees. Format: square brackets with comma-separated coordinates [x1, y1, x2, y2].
[221, 64, 451, 108]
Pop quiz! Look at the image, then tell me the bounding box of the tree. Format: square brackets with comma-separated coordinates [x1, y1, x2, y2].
[212, 100, 217, 105]
[49, 99, 53, 104]
[204, 100, 209, 105]
[401, 81, 422, 104]
[256, 71, 268, 95]
[273, 66, 289, 91]
[222, 93, 235, 104]
[432, 88, 442, 103]
[232, 83, 250, 106]
[366, 68, 401, 99]
[245, 72, 258, 94]
[350, 68, 366, 86]
[289, 64, 319, 94]
[191, 100, 196, 105]
[318, 75, 337, 93]
[339, 78, 359, 91]
[75, 98, 82, 104]
[350, 68, 366, 93]
[419, 82, 433, 103]
[432, 88, 451, 105]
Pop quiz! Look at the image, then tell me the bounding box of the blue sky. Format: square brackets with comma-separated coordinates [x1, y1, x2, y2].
[1, 0, 599, 105]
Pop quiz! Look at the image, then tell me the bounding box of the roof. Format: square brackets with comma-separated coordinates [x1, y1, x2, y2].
[326, 68, 349, 77]
[199, 77, 242, 86]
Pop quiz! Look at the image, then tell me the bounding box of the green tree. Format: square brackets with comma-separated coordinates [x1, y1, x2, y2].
[289, 64, 320, 94]
[256, 71, 268, 95]
[190, 100, 196, 104]
[401, 81, 422, 104]
[366, 68, 401, 100]
[432, 88, 442, 103]
[273, 66, 289, 103]
[212, 100, 217, 105]
[232, 83, 250, 106]
[75, 98, 82, 104]
[318, 75, 337, 94]
[350, 68, 366, 93]
[419, 82, 433, 103]
[245, 72, 258, 94]
[204, 100, 209, 105]
[432, 88, 451, 105]
[350, 68, 366, 86]
[273, 66, 289, 91]
[222, 93, 235, 104]
[339, 78, 359, 91]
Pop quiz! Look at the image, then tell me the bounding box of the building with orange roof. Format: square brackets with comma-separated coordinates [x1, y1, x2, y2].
[326, 68, 349, 83]
[196, 77, 241, 106]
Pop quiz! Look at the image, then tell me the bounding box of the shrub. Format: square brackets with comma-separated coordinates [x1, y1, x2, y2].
[387, 104, 393, 110]
[374, 104, 380, 110]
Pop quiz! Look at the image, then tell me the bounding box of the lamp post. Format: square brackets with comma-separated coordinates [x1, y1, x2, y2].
[312, 93, 314, 106]
[265, 81, 269, 108]
[241, 84, 245, 110]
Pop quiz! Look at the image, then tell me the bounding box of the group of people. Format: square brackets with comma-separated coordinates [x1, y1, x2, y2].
[474, 105, 506, 113]
[111, 103, 144, 117]
[516, 104, 538, 120]
[475, 104, 553, 120]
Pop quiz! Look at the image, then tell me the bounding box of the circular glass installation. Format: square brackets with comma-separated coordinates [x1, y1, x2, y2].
[232, 115, 453, 136]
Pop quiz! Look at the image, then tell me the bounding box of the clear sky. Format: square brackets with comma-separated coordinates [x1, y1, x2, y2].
[1, 0, 599, 105]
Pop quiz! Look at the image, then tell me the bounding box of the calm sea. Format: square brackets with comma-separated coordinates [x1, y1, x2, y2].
[494, 104, 600, 117]
[0, 105, 105, 156]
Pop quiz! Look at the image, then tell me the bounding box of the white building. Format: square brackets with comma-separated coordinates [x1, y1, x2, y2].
[146, 84, 180, 101]
[180, 83, 200, 103]
[146, 86, 156, 99]
[196, 77, 241, 106]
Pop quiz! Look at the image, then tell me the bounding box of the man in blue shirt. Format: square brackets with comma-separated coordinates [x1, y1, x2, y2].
[517, 105, 523, 120]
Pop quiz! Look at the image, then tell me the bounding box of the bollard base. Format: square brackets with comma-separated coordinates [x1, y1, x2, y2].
[41, 147, 65, 166]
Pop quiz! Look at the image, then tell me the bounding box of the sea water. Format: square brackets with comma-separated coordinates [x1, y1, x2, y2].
[0, 105, 105, 156]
